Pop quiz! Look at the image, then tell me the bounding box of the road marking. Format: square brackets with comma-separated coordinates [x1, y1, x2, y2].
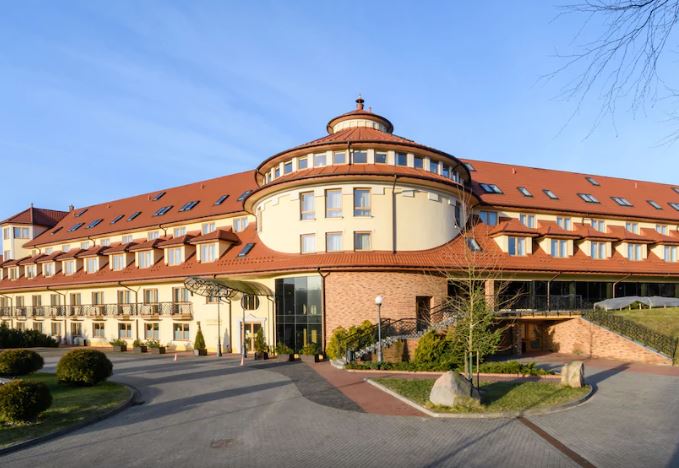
[517, 417, 596, 468]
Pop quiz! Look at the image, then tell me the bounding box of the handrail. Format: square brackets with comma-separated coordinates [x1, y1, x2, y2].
[0, 302, 193, 319]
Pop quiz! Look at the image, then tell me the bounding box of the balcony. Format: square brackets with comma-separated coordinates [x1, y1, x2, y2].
[0, 302, 193, 320]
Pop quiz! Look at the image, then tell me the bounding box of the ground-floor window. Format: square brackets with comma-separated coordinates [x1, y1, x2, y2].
[51, 322, 61, 336]
[173, 323, 189, 341]
[275, 276, 322, 353]
[71, 322, 82, 336]
[118, 322, 132, 339]
[93, 322, 106, 338]
[145, 323, 159, 340]
[33, 322, 43, 333]
[16, 322, 25, 331]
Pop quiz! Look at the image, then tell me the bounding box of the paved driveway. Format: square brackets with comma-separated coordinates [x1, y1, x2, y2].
[2, 350, 679, 467]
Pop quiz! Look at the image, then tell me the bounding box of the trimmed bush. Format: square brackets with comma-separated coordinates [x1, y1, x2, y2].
[326, 326, 348, 360]
[0, 349, 44, 376]
[194, 322, 206, 351]
[56, 349, 113, 386]
[301, 342, 320, 355]
[0, 324, 58, 348]
[0, 380, 52, 423]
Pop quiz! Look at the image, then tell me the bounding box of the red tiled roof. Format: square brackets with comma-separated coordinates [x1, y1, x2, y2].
[0, 207, 68, 227]
[1, 257, 27, 267]
[36, 251, 63, 263]
[25, 171, 258, 248]
[56, 249, 83, 260]
[18, 254, 46, 265]
[465, 159, 679, 222]
[489, 219, 540, 237]
[607, 225, 655, 244]
[102, 242, 137, 255]
[537, 221, 582, 240]
[76, 246, 109, 258]
[128, 239, 164, 252]
[640, 227, 679, 245]
[325, 106, 394, 133]
[157, 235, 195, 248]
[189, 229, 239, 244]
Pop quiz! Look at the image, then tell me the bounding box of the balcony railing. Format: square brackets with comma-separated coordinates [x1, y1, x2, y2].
[0, 302, 193, 319]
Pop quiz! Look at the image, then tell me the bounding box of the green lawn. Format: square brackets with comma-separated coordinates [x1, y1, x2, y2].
[0, 373, 130, 448]
[614, 307, 679, 339]
[374, 378, 589, 413]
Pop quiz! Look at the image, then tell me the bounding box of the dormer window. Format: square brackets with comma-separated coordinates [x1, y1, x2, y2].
[664, 246, 678, 262]
[25, 265, 37, 279]
[63, 260, 76, 275]
[586, 177, 600, 186]
[508, 237, 526, 256]
[138, 251, 153, 269]
[284, 161, 293, 174]
[543, 189, 558, 200]
[414, 156, 424, 169]
[612, 197, 633, 207]
[8, 267, 19, 280]
[396, 152, 408, 166]
[43, 262, 55, 277]
[298, 157, 309, 169]
[556, 217, 571, 230]
[578, 193, 599, 204]
[375, 152, 387, 164]
[352, 151, 367, 164]
[519, 214, 536, 228]
[86, 257, 99, 274]
[479, 211, 498, 226]
[517, 186, 532, 197]
[627, 243, 642, 261]
[480, 183, 502, 194]
[428, 160, 440, 174]
[591, 219, 606, 232]
[166, 247, 184, 266]
[591, 241, 607, 259]
[625, 222, 639, 234]
[314, 153, 327, 167]
[200, 243, 217, 263]
[550, 239, 568, 258]
[466, 238, 481, 252]
[111, 254, 126, 271]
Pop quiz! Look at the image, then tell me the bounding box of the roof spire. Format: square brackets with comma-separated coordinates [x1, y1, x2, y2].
[356, 95, 364, 110]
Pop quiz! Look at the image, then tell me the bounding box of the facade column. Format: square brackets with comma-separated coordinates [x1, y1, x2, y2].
[484, 279, 495, 311]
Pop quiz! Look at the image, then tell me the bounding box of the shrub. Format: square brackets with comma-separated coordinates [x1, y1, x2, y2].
[0, 324, 58, 348]
[146, 340, 161, 348]
[56, 349, 113, 386]
[0, 380, 52, 423]
[413, 330, 458, 370]
[326, 326, 348, 360]
[132, 339, 146, 348]
[275, 342, 293, 354]
[109, 339, 126, 347]
[477, 361, 553, 376]
[254, 328, 266, 353]
[301, 342, 320, 355]
[0, 350, 44, 376]
[194, 322, 206, 351]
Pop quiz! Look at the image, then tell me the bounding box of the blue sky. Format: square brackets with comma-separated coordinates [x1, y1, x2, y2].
[1, 1, 678, 217]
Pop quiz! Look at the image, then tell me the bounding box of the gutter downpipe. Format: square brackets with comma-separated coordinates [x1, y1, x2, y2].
[391, 175, 399, 254]
[317, 268, 330, 351]
[612, 274, 632, 299]
[46, 286, 66, 344]
[118, 282, 140, 341]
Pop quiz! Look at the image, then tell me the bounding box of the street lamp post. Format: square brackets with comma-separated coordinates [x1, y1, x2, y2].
[216, 299, 223, 357]
[375, 295, 384, 364]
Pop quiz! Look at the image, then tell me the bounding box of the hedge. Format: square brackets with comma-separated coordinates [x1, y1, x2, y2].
[0, 349, 44, 376]
[0, 324, 58, 348]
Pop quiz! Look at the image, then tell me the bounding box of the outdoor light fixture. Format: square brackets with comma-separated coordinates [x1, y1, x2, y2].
[375, 295, 384, 363]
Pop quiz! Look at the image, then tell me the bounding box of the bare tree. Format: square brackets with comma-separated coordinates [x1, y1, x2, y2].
[552, 1, 679, 139]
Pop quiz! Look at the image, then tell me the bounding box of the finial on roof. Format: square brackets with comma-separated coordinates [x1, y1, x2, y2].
[356, 95, 364, 110]
[29, 202, 34, 208]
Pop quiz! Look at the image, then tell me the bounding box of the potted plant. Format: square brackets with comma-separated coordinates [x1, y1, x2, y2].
[146, 340, 166, 354]
[275, 342, 294, 362]
[194, 322, 208, 356]
[300, 342, 320, 363]
[110, 339, 127, 352]
[253, 328, 268, 360]
[132, 339, 148, 353]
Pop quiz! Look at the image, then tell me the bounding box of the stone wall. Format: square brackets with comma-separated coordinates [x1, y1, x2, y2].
[548, 317, 672, 365]
[324, 271, 447, 336]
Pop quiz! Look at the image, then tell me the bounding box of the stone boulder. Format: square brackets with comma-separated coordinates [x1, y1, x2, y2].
[560, 361, 585, 388]
[429, 371, 480, 407]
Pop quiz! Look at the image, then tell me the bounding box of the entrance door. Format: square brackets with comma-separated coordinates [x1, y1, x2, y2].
[416, 296, 431, 331]
[243, 322, 262, 352]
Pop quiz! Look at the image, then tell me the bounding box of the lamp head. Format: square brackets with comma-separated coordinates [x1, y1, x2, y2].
[374, 295, 384, 306]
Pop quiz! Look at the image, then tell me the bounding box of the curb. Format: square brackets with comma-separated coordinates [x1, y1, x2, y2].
[365, 378, 595, 419]
[345, 368, 560, 380]
[0, 382, 139, 456]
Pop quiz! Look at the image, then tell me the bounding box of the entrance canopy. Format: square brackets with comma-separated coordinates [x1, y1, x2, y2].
[594, 296, 679, 310]
[184, 276, 273, 299]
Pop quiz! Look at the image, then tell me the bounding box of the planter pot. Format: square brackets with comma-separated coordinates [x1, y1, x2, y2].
[133, 346, 148, 353]
[148, 347, 166, 354]
[112, 345, 127, 352]
[277, 353, 293, 362]
[194, 348, 208, 356]
[254, 352, 269, 360]
[300, 354, 317, 363]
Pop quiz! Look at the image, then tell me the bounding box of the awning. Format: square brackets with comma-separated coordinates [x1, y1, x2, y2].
[184, 276, 273, 299]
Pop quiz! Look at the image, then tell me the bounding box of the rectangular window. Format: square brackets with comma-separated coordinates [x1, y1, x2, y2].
[627, 243, 642, 261]
[111, 214, 124, 224]
[625, 222, 639, 234]
[33, 322, 43, 333]
[591, 219, 606, 232]
[578, 193, 599, 204]
[153, 206, 173, 217]
[466, 238, 481, 252]
[274, 167, 281, 178]
[550, 239, 568, 257]
[173, 323, 190, 341]
[441, 165, 450, 178]
[233, 217, 249, 233]
[479, 183, 503, 194]
[100, 239, 110, 247]
[325, 232, 342, 252]
[68, 223, 84, 232]
[128, 211, 142, 221]
[283, 161, 293, 174]
[92, 291, 104, 305]
[656, 225, 668, 235]
[178, 200, 199, 212]
[63, 260, 76, 275]
[664, 246, 678, 262]
[86, 257, 98, 273]
[51, 322, 61, 336]
[325, 189, 342, 218]
[479, 211, 498, 226]
[145, 323, 160, 340]
[298, 157, 308, 170]
[172, 287, 190, 303]
[300, 192, 315, 220]
[118, 323, 132, 339]
[354, 232, 371, 251]
[147, 231, 160, 240]
[670, 202, 679, 211]
[202, 222, 216, 235]
[93, 323, 106, 338]
[374, 152, 387, 164]
[111, 254, 126, 271]
[167, 247, 184, 266]
[543, 189, 558, 200]
[612, 196, 633, 207]
[586, 176, 600, 186]
[43, 262, 55, 277]
[117, 290, 131, 305]
[13, 227, 30, 239]
[414, 156, 424, 169]
[200, 243, 217, 263]
[519, 214, 536, 228]
[138, 251, 153, 269]
[25, 265, 36, 279]
[647, 200, 662, 210]
[314, 153, 327, 167]
[508, 237, 526, 256]
[353, 189, 371, 216]
[352, 151, 367, 164]
[333, 152, 346, 164]
[300, 234, 315, 254]
[3, 227, 10, 239]
[143, 288, 158, 304]
[62, 244, 71, 252]
[122, 235, 133, 244]
[173, 227, 186, 237]
[591, 242, 606, 259]
[396, 152, 408, 166]
[429, 160, 440, 174]
[215, 194, 229, 205]
[517, 186, 532, 197]
[556, 217, 571, 231]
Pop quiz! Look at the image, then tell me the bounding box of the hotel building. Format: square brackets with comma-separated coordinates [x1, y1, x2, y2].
[2, 98, 679, 356]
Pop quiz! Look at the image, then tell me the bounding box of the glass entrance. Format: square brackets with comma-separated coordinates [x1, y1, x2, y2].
[275, 276, 322, 353]
[244, 322, 263, 352]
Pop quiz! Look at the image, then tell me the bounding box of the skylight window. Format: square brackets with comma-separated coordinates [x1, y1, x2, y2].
[237, 243, 255, 257]
[74, 208, 88, 218]
[86, 219, 103, 229]
[517, 186, 532, 197]
[669, 203, 679, 211]
[672, 187, 679, 194]
[111, 214, 124, 224]
[464, 162, 475, 171]
[647, 200, 662, 210]
[151, 191, 166, 201]
[68, 223, 84, 232]
[480, 183, 503, 194]
[578, 193, 599, 204]
[585, 177, 600, 186]
[214, 194, 229, 205]
[127, 211, 141, 221]
[466, 238, 481, 252]
[153, 206, 173, 217]
[179, 200, 199, 212]
[51, 227, 62, 235]
[611, 196, 633, 207]
[543, 189, 558, 200]
[237, 190, 253, 201]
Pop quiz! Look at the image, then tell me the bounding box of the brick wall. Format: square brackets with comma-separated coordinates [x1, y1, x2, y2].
[324, 271, 447, 336]
[548, 317, 672, 365]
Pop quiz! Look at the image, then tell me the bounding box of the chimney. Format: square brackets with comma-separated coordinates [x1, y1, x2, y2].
[356, 95, 364, 110]
[68, 204, 74, 212]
